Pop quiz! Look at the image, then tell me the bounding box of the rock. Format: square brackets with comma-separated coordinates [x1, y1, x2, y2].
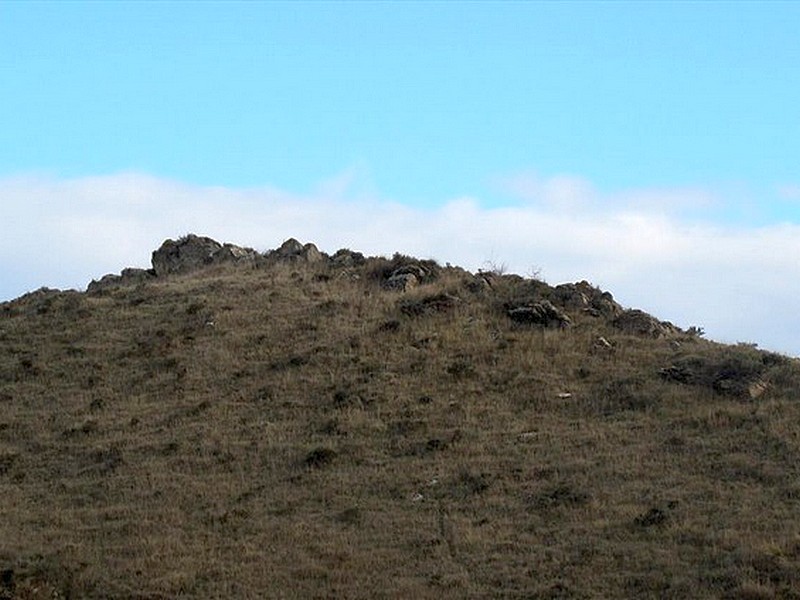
[748, 378, 769, 400]
[552, 283, 590, 310]
[215, 243, 257, 264]
[87, 268, 156, 293]
[151, 235, 258, 276]
[612, 309, 677, 338]
[374, 255, 441, 287]
[301, 243, 324, 263]
[331, 249, 366, 268]
[552, 281, 621, 317]
[383, 273, 418, 292]
[151, 234, 223, 276]
[277, 238, 304, 256]
[399, 293, 460, 317]
[272, 238, 325, 263]
[595, 336, 613, 350]
[507, 300, 571, 328]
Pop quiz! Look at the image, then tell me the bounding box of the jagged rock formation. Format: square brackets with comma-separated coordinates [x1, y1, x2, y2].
[151, 234, 258, 276]
[85, 234, 679, 339]
[267, 238, 325, 263]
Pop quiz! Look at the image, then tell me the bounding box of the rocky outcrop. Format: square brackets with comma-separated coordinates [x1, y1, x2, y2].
[507, 300, 571, 328]
[383, 272, 419, 292]
[87, 268, 156, 293]
[612, 309, 678, 338]
[151, 235, 258, 276]
[552, 281, 621, 317]
[270, 238, 325, 263]
[374, 255, 441, 292]
[331, 249, 366, 268]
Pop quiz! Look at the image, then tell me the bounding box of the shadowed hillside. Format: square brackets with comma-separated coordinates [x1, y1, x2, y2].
[2, 235, 800, 599]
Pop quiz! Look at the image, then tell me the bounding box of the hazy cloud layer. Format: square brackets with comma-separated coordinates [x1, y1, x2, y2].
[2, 171, 799, 356]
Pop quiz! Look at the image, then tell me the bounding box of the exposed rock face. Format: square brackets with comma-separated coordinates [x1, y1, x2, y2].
[507, 300, 571, 328]
[151, 235, 257, 276]
[151, 235, 222, 276]
[613, 309, 677, 338]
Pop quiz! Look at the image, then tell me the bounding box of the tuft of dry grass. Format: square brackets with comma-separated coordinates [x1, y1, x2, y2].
[1, 248, 800, 598]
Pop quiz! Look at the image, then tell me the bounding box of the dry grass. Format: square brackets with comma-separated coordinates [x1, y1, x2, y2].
[2, 252, 800, 598]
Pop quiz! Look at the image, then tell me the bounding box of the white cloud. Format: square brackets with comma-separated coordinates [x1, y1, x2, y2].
[1, 170, 799, 356]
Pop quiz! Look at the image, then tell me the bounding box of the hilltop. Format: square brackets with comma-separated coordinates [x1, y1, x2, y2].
[2, 235, 800, 599]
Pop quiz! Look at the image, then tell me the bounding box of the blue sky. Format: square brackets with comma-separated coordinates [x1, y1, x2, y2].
[2, 1, 800, 354]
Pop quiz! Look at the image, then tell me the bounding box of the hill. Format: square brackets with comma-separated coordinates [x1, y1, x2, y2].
[2, 234, 800, 599]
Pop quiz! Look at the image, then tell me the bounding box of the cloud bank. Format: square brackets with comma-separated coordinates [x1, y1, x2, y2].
[1, 171, 799, 356]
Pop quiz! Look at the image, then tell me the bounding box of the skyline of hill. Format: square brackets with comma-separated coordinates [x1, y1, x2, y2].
[2, 234, 799, 597]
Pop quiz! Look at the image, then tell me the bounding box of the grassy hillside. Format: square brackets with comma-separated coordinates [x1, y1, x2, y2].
[2, 237, 800, 599]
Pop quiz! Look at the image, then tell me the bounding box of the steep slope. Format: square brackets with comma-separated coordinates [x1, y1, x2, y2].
[1, 236, 799, 599]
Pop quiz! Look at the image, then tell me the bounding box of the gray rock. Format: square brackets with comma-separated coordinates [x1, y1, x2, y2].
[331, 249, 366, 267]
[301, 243, 324, 263]
[612, 309, 677, 338]
[151, 234, 223, 276]
[507, 300, 571, 328]
[151, 235, 257, 276]
[87, 268, 156, 293]
[276, 238, 304, 257]
[383, 273, 418, 292]
[271, 239, 326, 263]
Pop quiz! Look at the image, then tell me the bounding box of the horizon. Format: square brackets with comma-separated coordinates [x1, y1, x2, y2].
[2, 1, 799, 355]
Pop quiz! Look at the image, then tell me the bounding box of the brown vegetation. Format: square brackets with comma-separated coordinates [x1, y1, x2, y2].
[2, 237, 800, 598]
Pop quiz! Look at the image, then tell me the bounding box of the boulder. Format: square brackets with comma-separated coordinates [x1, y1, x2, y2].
[552, 281, 621, 317]
[151, 235, 222, 276]
[331, 249, 366, 268]
[272, 239, 325, 263]
[276, 238, 304, 257]
[301, 243, 324, 263]
[384, 273, 418, 292]
[612, 309, 677, 338]
[507, 300, 571, 328]
[151, 235, 257, 276]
